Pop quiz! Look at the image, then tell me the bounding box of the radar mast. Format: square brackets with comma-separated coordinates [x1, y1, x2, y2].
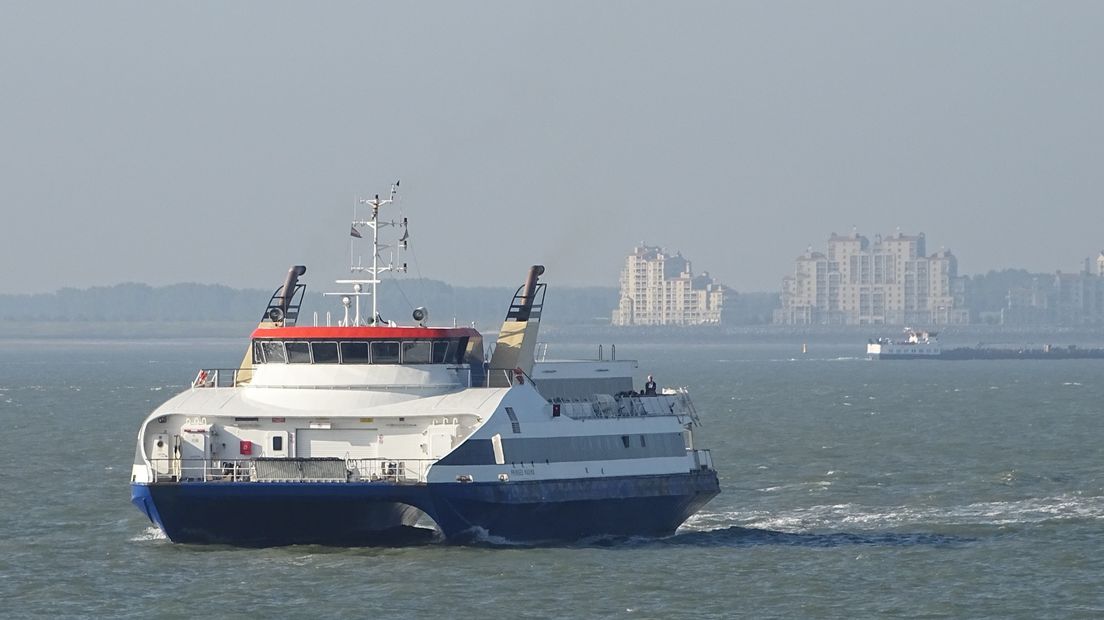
[328, 181, 408, 326]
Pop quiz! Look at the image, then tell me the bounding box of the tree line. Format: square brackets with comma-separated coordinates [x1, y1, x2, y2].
[0, 280, 617, 329]
[0, 280, 781, 327]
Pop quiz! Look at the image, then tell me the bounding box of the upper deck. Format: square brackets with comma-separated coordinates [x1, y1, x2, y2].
[250, 325, 482, 365]
[226, 325, 488, 392]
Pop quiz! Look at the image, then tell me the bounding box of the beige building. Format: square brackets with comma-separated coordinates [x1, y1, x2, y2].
[612, 244, 726, 326]
[774, 230, 969, 325]
[1005, 251, 1104, 325]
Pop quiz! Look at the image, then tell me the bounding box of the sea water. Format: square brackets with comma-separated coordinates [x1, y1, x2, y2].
[0, 338, 1101, 618]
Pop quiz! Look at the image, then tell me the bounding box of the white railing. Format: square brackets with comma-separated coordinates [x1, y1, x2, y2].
[146, 457, 434, 484]
[192, 368, 251, 388]
[689, 449, 713, 471]
[550, 393, 698, 420]
[191, 365, 528, 390]
[346, 458, 433, 483]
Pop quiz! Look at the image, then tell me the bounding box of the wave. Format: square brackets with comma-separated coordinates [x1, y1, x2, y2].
[130, 526, 168, 542]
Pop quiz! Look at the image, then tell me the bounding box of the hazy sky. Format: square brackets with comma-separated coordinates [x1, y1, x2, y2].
[3, 2, 1102, 294]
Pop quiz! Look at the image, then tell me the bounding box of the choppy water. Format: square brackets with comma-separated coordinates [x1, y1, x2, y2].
[1, 338, 1102, 618]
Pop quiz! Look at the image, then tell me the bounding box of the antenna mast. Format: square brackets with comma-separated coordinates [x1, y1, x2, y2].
[339, 181, 407, 326]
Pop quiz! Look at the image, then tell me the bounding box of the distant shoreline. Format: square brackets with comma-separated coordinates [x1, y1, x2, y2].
[3, 320, 1104, 348]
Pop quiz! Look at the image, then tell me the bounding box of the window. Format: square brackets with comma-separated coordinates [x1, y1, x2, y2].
[621, 435, 631, 448]
[402, 341, 433, 364]
[505, 407, 521, 433]
[272, 436, 283, 452]
[260, 341, 286, 363]
[340, 342, 370, 364]
[311, 342, 339, 364]
[253, 341, 266, 364]
[286, 341, 311, 364]
[371, 341, 400, 364]
[432, 340, 454, 364]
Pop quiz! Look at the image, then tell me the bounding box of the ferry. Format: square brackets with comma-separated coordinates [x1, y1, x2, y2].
[866, 329, 942, 360]
[129, 184, 720, 545]
[868, 328, 1104, 361]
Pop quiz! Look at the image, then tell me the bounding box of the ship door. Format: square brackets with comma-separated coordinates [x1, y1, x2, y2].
[179, 424, 212, 480]
[428, 427, 457, 459]
[150, 433, 171, 478]
[266, 431, 289, 457]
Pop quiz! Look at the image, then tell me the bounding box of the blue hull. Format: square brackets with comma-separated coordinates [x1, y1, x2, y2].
[131, 471, 720, 546]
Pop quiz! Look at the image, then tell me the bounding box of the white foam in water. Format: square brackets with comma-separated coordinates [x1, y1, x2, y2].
[463, 526, 526, 547]
[131, 526, 168, 542]
[682, 494, 1104, 533]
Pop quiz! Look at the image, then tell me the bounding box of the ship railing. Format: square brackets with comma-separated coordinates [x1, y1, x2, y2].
[668, 389, 702, 425]
[345, 458, 434, 484]
[145, 457, 435, 484]
[550, 393, 696, 420]
[192, 368, 251, 389]
[191, 366, 517, 390]
[147, 458, 257, 482]
[483, 367, 537, 388]
[689, 449, 713, 472]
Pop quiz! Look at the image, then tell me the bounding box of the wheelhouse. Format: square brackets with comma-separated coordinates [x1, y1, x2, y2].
[249, 326, 484, 367]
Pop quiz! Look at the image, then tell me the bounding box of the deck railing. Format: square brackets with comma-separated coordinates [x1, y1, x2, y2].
[146, 457, 435, 484]
[548, 392, 698, 420]
[190, 366, 532, 390]
[689, 449, 713, 471]
[192, 368, 250, 388]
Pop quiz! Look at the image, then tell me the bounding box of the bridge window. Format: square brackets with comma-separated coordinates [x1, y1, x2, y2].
[340, 341, 370, 364]
[402, 341, 433, 364]
[260, 341, 286, 364]
[252, 338, 468, 365]
[285, 341, 311, 364]
[311, 342, 339, 364]
[433, 340, 454, 363]
[370, 341, 400, 364]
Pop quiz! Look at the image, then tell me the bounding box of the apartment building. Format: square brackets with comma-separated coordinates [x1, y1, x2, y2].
[611, 244, 726, 326]
[774, 230, 969, 325]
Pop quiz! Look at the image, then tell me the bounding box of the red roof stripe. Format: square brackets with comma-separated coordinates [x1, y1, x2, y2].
[251, 326, 481, 340]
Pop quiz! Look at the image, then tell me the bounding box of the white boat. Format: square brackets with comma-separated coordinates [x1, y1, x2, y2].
[129, 184, 719, 545]
[867, 329, 942, 360]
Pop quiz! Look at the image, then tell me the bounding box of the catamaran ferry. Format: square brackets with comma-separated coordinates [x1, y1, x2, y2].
[129, 184, 720, 545]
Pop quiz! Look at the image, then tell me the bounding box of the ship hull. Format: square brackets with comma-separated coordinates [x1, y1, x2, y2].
[131, 471, 720, 546]
[131, 482, 429, 546]
[429, 471, 721, 542]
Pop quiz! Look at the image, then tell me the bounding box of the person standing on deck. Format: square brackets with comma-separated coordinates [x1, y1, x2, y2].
[644, 375, 657, 396]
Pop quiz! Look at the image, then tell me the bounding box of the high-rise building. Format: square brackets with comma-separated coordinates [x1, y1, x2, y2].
[774, 230, 969, 325]
[1004, 251, 1104, 325]
[612, 244, 726, 326]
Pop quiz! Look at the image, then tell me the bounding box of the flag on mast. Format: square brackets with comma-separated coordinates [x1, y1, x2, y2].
[350, 225, 362, 238]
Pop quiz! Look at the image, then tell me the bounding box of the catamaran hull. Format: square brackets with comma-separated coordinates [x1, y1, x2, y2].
[131, 471, 720, 546]
[131, 483, 428, 546]
[430, 471, 721, 542]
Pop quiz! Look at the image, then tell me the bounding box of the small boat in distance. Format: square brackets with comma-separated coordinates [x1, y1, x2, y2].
[129, 183, 720, 546]
[867, 329, 942, 359]
[868, 328, 1104, 360]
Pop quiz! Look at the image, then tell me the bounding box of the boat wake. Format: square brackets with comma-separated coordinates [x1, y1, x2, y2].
[662, 526, 964, 548]
[683, 493, 1104, 534]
